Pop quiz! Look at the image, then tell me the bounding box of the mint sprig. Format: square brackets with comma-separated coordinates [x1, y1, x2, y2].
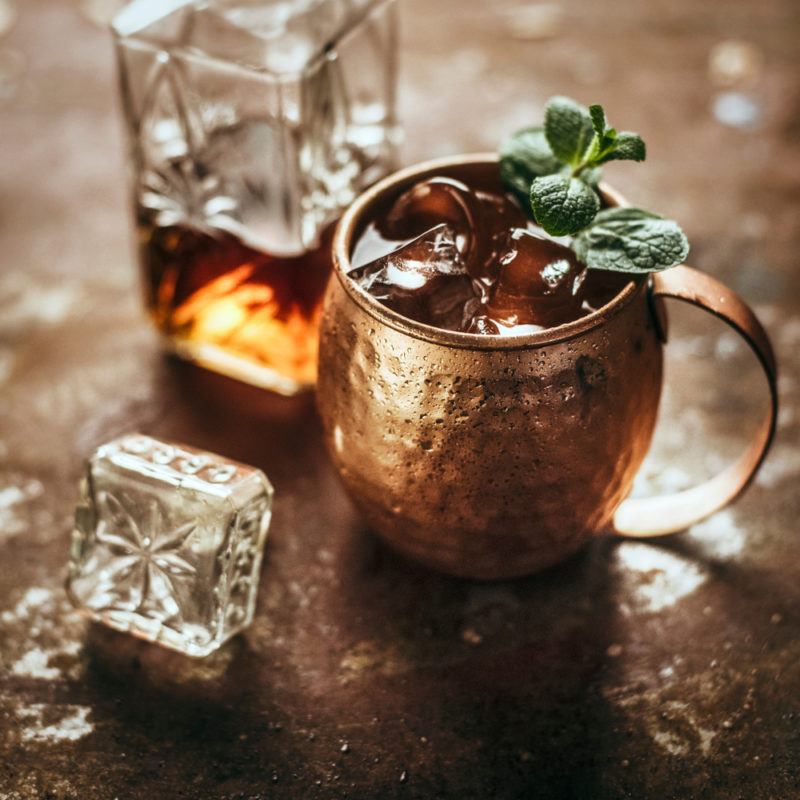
[499, 96, 687, 273]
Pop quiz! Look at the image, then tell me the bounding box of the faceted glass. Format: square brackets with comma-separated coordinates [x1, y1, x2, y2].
[113, 0, 399, 393]
[67, 434, 273, 657]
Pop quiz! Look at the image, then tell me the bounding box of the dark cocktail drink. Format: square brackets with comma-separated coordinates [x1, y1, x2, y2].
[347, 176, 627, 334]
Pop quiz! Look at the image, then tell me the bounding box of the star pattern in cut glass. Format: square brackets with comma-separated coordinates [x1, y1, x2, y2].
[95, 490, 197, 619]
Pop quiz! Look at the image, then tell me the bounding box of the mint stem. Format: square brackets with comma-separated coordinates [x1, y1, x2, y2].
[570, 137, 614, 178]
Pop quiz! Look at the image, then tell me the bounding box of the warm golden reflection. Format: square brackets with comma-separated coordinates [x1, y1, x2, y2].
[140, 223, 333, 392]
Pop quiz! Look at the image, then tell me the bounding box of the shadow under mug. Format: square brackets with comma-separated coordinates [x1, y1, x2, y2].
[317, 155, 778, 579]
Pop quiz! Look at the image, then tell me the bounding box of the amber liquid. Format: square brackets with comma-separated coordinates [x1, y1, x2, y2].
[140, 221, 334, 393]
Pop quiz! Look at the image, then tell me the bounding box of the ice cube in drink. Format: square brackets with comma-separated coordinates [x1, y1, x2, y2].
[349, 223, 473, 330]
[348, 177, 626, 334]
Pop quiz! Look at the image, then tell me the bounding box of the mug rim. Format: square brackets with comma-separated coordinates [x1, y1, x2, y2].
[332, 152, 646, 351]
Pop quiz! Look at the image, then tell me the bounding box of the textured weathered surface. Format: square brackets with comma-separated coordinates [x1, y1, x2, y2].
[1, 0, 799, 798]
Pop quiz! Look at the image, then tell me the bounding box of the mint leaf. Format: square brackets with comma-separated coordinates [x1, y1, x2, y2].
[589, 104, 606, 137]
[544, 96, 594, 166]
[499, 127, 562, 210]
[599, 131, 646, 163]
[530, 174, 601, 236]
[571, 207, 689, 273]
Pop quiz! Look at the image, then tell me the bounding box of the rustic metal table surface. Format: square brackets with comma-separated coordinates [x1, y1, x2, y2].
[1, 1, 799, 798]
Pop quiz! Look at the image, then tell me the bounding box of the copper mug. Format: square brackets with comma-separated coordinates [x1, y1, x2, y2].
[317, 155, 778, 579]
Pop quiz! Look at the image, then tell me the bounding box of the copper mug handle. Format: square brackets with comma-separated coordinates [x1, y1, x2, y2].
[614, 265, 778, 537]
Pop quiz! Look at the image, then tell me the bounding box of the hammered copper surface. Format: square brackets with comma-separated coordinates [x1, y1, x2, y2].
[318, 159, 664, 578]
